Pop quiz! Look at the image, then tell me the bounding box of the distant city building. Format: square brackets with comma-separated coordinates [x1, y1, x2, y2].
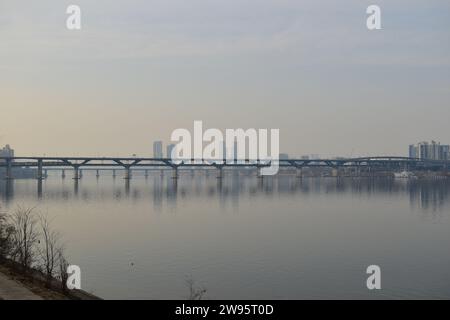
[279, 153, 289, 160]
[153, 141, 163, 158]
[0, 145, 14, 163]
[441, 145, 450, 161]
[409, 144, 417, 159]
[409, 141, 449, 160]
[166, 144, 175, 158]
[0, 145, 36, 178]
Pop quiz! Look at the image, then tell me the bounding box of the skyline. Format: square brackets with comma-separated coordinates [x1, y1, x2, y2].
[1, 0, 449, 157]
[2, 139, 450, 160]
[1, 1, 450, 303]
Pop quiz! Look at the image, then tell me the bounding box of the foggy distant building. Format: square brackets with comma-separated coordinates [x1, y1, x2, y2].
[409, 144, 418, 158]
[0, 145, 36, 178]
[440, 145, 450, 160]
[279, 153, 289, 160]
[0, 145, 14, 162]
[153, 141, 163, 158]
[409, 141, 450, 160]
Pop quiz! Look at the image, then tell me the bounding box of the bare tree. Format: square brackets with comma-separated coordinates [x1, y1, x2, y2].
[2, 206, 72, 294]
[9, 207, 40, 272]
[186, 276, 207, 300]
[38, 215, 61, 287]
[0, 211, 14, 261]
[58, 247, 70, 293]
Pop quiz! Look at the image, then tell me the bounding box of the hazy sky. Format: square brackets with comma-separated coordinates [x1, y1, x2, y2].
[1, 0, 449, 157]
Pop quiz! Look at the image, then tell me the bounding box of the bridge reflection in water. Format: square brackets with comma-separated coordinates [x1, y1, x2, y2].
[1, 173, 449, 215]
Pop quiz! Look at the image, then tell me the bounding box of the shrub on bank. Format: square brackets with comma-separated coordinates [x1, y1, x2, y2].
[0, 206, 69, 290]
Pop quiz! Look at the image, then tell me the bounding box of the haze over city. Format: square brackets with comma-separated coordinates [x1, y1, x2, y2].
[1, 0, 450, 304]
[1, 0, 449, 157]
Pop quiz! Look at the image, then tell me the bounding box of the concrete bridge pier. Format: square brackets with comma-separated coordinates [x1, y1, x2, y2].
[296, 167, 303, 179]
[37, 179, 43, 199]
[36, 159, 43, 180]
[257, 168, 264, 179]
[160, 169, 164, 177]
[258, 174, 264, 188]
[125, 179, 130, 196]
[73, 166, 80, 179]
[96, 169, 100, 178]
[4, 158, 13, 180]
[73, 179, 79, 195]
[112, 169, 116, 178]
[61, 169, 66, 179]
[354, 165, 361, 177]
[216, 167, 223, 179]
[3, 178, 13, 199]
[145, 169, 149, 178]
[216, 175, 223, 190]
[79, 169, 83, 179]
[331, 168, 339, 178]
[124, 167, 132, 180]
[172, 167, 179, 179]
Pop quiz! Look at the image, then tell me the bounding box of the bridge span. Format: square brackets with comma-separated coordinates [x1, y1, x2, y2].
[1, 156, 449, 180]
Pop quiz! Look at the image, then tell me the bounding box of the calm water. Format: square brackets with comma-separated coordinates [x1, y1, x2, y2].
[1, 172, 450, 299]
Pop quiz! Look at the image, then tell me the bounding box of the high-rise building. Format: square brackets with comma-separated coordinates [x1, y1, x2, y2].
[409, 141, 450, 160]
[0, 145, 14, 174]
[0, 145, 14, 160]
[166, 144, 175, 158]
[153, 141, 163, 158]
[420, 142, 429, 159]
[0, 145, 37, 178]
[441, 145, 450, 160]
[409, 144, 418, 158]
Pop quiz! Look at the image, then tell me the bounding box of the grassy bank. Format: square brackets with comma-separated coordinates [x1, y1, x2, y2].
[0, 258, 100, 300]
[0, 206, 101, 300]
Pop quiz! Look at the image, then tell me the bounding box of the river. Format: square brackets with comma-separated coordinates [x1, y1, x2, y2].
[1, 172, 449, 299]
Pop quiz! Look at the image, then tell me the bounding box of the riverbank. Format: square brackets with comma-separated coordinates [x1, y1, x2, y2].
[0, 269, 42, 300]
[0, 259, 101, 300]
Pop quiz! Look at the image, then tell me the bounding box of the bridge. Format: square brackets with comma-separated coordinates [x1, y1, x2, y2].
[1, 156, 449, 180]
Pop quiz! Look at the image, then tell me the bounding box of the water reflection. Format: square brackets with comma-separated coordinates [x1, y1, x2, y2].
[0, 179, 14, 202]
[2, 173, 450, 299]
[1, 174, 449, 215]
